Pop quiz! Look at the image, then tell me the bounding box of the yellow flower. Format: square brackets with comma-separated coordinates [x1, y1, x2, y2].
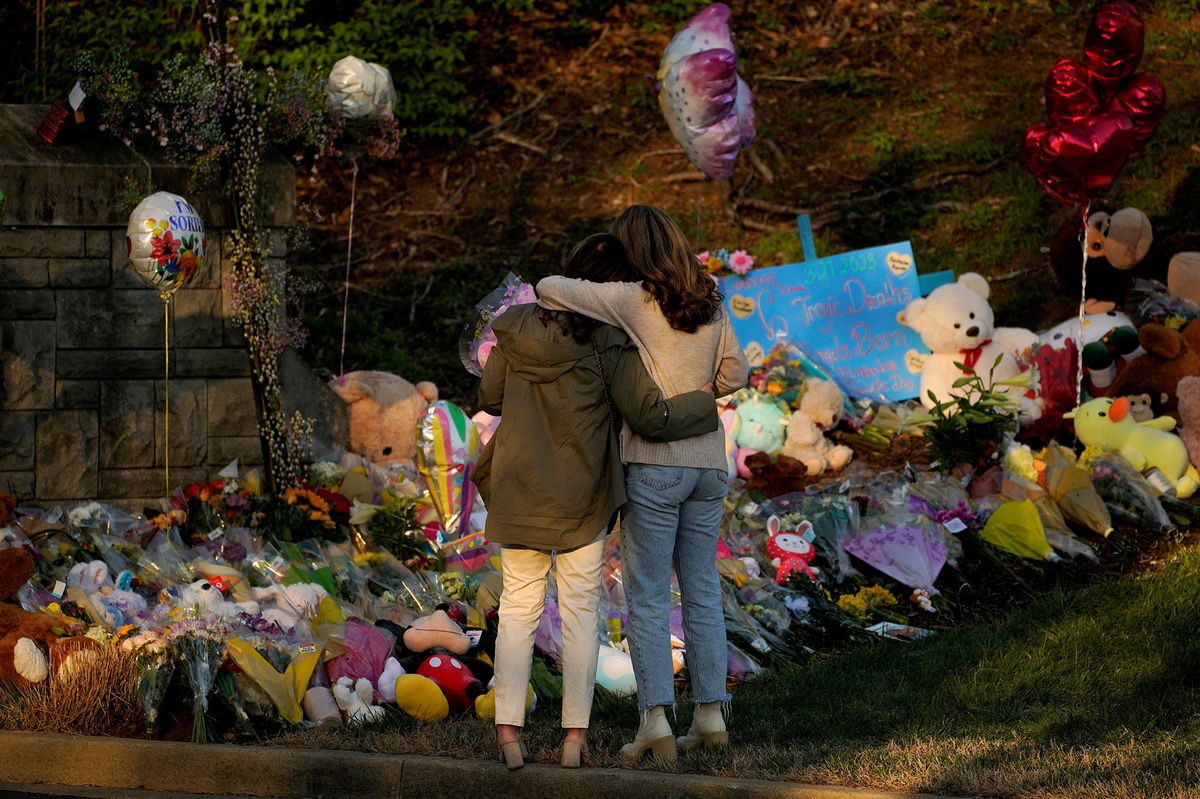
[837, 594, 870, 619]
[860, 585, 897, 606]
[353, 552, 384, 567]
[705, 256, 724, 273]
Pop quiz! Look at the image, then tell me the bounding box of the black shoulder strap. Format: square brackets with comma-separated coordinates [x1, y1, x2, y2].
[591, 337, 621, 455]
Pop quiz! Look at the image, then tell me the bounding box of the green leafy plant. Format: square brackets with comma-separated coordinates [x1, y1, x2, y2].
[917, 355, 1026, 472]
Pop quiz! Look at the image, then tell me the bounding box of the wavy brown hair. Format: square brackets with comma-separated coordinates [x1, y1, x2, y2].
[538, 233, 635, 344]
[610, 205, 724, 333]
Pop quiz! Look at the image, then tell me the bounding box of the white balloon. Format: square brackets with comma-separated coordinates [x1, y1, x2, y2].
[327, 56, 396, 119]
[125, 191, 207, 300]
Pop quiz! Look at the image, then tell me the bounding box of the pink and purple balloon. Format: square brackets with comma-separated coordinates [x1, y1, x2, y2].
[657, 3, 755, 180]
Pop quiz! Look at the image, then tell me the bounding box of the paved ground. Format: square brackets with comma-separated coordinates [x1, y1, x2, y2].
[0, 785, 264, 799]
[0, 733, 966, 799]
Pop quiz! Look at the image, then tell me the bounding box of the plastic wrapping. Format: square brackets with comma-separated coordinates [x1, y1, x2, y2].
[1088, 453, 1174, 532]
[226, 634, 320, 724]
[1129, 278, 1200, 327]
[458, 272, 536, 378]
[979, 500, 1058, 561]
[759, 492, 859, 583]
[1042, 443, 1114, 536]
[844, 514, 948, 595]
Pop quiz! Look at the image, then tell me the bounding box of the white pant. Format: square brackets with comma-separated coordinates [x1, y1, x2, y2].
[493, 537, 604, 729]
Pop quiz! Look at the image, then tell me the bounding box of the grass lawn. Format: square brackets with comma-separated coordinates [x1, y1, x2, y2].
[276, 542, 1200, 799]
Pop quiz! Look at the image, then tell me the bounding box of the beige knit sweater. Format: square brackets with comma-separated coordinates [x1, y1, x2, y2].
[536, 278, 748, 471]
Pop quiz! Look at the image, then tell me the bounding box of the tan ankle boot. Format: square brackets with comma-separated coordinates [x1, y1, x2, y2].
[619, 706, 677, 763]
[677, 701, 728, 750]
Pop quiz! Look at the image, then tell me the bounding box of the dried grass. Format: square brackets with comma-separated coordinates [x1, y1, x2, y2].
[0, 646, 141, 736]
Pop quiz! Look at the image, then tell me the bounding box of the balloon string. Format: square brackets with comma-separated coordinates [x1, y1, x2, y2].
[338, 157, 359, 380]
[694, 181, 705, 251]
[164, 299, 170, 497]
[1075, 201, 1090, 408]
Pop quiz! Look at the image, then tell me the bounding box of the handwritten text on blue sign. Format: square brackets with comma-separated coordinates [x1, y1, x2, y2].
[718, 242, 926, 401]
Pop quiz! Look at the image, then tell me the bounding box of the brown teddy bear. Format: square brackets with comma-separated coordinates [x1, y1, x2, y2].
[330, 371, 439, 469]
[0, 547, 86, 688]
[1175, 376, 1200, 469]
[1106, 320, 1200, 421]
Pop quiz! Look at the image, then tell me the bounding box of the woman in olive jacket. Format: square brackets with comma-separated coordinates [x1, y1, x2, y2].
[474, 234, 718, 770]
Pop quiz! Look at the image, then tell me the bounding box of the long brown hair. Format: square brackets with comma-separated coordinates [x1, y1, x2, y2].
[538, 233, 635, 343]
[610, 205, 724, 333]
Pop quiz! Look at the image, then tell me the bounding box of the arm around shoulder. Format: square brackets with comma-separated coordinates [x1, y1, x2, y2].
[536, 277, 636, 328]
[607, 347, 718, 442]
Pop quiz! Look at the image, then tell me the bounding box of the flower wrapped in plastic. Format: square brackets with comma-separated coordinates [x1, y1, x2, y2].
[226, 627, 320, 725]
[459, 272, 536, 377]
[1086, 453, 1174, 532]
[760, 492, 860, 584]
[121, 629, 172, 737]
[843, 513, 948, 596]
[165, 615, 234, 742]
[363, 550, 449, 614]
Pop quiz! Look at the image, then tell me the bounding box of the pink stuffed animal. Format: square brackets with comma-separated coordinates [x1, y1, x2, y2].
[764, 515, 819, 585]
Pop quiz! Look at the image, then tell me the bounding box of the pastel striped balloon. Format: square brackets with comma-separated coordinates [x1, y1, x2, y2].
[657, 3, 755, 180]
[416, 401, 482, 540]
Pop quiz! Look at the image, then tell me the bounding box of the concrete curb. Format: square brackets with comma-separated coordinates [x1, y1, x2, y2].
[0, 732, 961, 799]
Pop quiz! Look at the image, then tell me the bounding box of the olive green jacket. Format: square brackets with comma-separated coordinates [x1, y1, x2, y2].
[473, 304, 718, 551]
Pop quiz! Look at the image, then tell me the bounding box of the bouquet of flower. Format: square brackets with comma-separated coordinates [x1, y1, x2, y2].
[246, 485, 351, 545]
[121, 630, 172, 737]
[836, 584, 907, 622]
[1087, 453, 1173, 533]
[165, 616, 234, 743]
[697, 248, 754, 277]
[459, 272, 536, 377]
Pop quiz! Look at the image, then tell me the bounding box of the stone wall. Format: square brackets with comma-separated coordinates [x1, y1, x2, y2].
[0, 105, 296, 510]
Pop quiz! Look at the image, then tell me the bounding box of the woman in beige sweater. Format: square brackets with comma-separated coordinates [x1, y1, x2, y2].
[537, 205, 749, 763]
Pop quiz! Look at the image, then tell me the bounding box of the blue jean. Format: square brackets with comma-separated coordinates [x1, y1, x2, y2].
[621, 463, 731, 710]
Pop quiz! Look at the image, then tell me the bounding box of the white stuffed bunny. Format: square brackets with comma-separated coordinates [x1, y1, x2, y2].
[333, 676, 385, 723]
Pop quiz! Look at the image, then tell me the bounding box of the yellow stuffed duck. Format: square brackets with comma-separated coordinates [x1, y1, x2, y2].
[1065, 396, 1199, 498]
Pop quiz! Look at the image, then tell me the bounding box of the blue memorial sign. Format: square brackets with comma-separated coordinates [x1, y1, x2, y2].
[718, 242, 928, 401]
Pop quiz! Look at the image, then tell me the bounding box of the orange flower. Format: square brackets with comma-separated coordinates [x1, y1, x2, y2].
[177, 250, 198, 280]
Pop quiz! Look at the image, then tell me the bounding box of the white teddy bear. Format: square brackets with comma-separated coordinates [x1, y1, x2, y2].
[902, 272, 1040, 418]
[782, 379, 854, 476]
[251, 583, 329, 631]
[159, 579, 259, 620]
[333, 675, 385, 723]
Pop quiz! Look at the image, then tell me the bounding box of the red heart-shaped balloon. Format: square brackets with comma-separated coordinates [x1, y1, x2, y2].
[1084, 1, 1144, 96]
[1022, 112, 1136, 206]
[1106, 72, 1166, 151]
[1045, 59, 1101, 126]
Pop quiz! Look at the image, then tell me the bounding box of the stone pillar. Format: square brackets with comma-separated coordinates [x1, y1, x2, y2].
[0, 104, 298, 510]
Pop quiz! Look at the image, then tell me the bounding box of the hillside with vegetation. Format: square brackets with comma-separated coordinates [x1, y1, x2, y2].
[5, 0, 1197, 403]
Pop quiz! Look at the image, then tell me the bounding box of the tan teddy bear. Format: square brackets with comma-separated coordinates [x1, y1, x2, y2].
[330, 371, 439, 469]
[782, 379, 853, 476]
